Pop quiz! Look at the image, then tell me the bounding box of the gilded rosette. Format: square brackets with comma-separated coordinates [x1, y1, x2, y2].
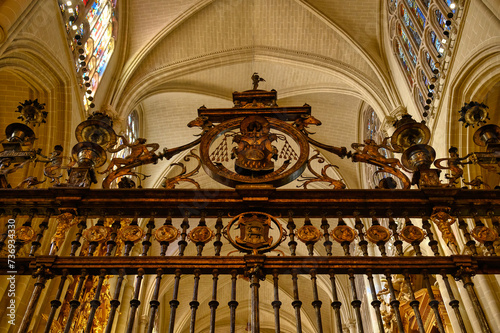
[366, 225, 391, 243]
[188, 226, 214, 243]
[471, 226, 498, 243]
[14, 226, 35, 243]
[331, 225, 357, 243]
[119, 225, 144, 243]
[154, 225, 180, 243]
[399, 225, 426, 243]
[82, 225, 111, 243]
[297, 225, 322, 243]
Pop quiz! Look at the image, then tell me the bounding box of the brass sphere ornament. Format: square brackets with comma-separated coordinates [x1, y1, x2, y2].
[401, 144, 436, 171]
[75, 111, 117, 148]
[391, 114, 431, 153]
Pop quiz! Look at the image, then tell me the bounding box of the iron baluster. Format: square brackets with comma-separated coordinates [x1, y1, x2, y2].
[104, 269, 126, 333]
[125, 268, 145, 333]
[146, 269, 163, 333]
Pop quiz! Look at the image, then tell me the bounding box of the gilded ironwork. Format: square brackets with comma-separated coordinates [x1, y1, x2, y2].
[434, 146, 469, 186]
[458, 101, 489, 128]
[391, 115, 431, 152]
[188, 226, 214, 243]
[293, 114, 322, 134]
[101, 136, 159, 188]
[251, 73, 265, 90]
[154, 225, 180, 243]
[75, 111, 117, 148]
[331, 225, 357, 243]
[50, 213, 79, 250]
[15, 176, 44, 189]
[83, 225, 111, 243]
[351, 138, 411, 189]
[225, 212, 285, 254]
[14, 226, 35, 243]
[119, 225, 144, 243]
[471, 226, 498, 243]
[35, 145, 74, 185]
[15, 99, 47, 126]
[297, 150, 345, 189]
[430, 208, 459, 254]
[296, 225, 322, 243]
[187, 116, 214, 135]
[399, 225, 426, 243]
[162, 149, 202, 189]
[231, 115, 278, 174]
[366, 225, 391, 243]
[200, 117, 309, 187]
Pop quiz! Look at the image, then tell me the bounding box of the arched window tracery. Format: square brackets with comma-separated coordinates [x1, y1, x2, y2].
[58, 0, 118, 113]
[389, 0, 459, 118]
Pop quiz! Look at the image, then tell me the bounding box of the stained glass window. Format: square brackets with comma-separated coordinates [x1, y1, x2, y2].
[402, 7, 421, 47]
[405, 0, 426, 29]
[398, 25, 417, 67]
[421, 70, 434, 93]
[435, 9, 446, 30]
[58, 0, 117, 112]
[422, 0, 430, 8]
[425, 51, 437, 72]
[418, 89, 426, 107]
[430, 31, 443, 54]
[397, 41, 414, 85]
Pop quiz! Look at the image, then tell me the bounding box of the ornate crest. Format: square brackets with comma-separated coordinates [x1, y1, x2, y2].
[232, 115, 277, 175]
[225, 212, 285, 254]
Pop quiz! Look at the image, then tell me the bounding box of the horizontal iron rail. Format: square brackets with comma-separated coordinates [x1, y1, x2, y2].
[2, 255, 500, 276]
[0, 188, 498, 217]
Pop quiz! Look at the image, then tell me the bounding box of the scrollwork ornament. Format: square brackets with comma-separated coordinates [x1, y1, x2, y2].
[14, 226, 35, 243]
[471, 226, 498, 243]
[297, 150, 345, 189]
[188, 226, 214, 243]
[331, 225, 357, 243]
[296, 225, 322, 243]
[154, 225, 180, 243]
[119, 225, 144, 243]
[399, 225, 426, 243]
[366, 225, 391, 243]
[162, 150, 201, 189]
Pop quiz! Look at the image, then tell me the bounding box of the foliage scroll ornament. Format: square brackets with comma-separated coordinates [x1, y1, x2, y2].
[297, 149, 345, 189]
[162, 149, 201, 189]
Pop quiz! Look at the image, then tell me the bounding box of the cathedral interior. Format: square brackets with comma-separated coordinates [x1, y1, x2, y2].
[0, 0, 500, 332]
